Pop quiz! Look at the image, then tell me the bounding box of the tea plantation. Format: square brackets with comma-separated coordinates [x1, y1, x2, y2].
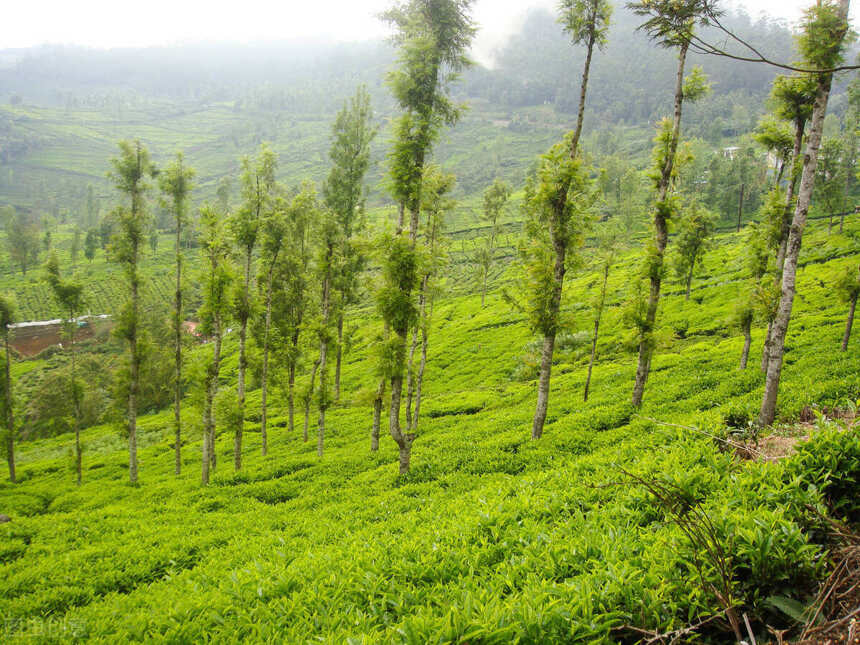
[1, 219, 859, 643]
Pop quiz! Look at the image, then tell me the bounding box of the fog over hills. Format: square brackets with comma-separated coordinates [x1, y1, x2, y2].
[0, 3, 855, 216]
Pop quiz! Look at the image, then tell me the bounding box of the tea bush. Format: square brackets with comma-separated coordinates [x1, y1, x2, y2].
[0, 221, 857, 643]
[786, 427, 860, 523]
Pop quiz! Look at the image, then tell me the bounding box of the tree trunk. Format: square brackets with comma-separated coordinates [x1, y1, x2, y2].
[317, 339, 328, 458]
[202, 322, 222, 485]
[372, 376, 385, 452]
[372, 322, 389, 452]
[412, 335, 429, 435]
[412, 294, 434, 435]
[174, 218, 183, 475]
[288, 364, 296, 434]
[843, 292, 857, 352]
[387, 179, 424, 471]
[406, 274, 429, 432]
[209, 327, 222, 470]
[209, 426, 216, 469]
[334, 313, 343, 403]
[584, 318, 599, 404]
[632, 41, 689, 409]
[388, 286, 413, 471]
[570, 34, 595, 158]
[389, 366, 412, 475]
[260, 267, 275, 456]
[5, 332, 15, 484]
[404, 320, 420, 432]
[773, 120, 807, 293]
[201, 422, 210, 486]
[398, 442, 411, 476]
[532, 334, 557, 440]
[396, 202, 405, 235]
[531, 34, 596, 439]
[408, 161, 425, 244]
[317, 266, 332, 458]
[685, 262, 694, 301]
[288, 327, 300, 434]
[410, 209, 442, 437]
[304, 359, 320, 443]
[584, 264, 610, 403]
[128, 270, 139, 485]
[389, 371, 405, 448]
[71, 328, 81, 486]
[235, 253, 251, 471]
[736, 183, 745, 233]
[759, 24, 846, 426]
[398, 181, 426, 438]
[70, 408, 80, 486]
[532, 242, 565, 440]
[740, 320, 752, 370]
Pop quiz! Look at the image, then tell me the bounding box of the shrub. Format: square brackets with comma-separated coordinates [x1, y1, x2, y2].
[785, 428, 860, 523]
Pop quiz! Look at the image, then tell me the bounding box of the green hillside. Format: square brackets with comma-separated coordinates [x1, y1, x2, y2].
[1, 1, 859, 642]
[0, 5, 830, 229]
[1, 217, 858, 642]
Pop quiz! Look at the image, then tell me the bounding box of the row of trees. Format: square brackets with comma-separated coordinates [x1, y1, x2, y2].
[2, 0, 857, 486]
[372, 0, 476, 473]
[510, 0, 856, 445]
[111, 89, 379, 485]
[0, 82, 376, 484]
[0, 203, 155, 277]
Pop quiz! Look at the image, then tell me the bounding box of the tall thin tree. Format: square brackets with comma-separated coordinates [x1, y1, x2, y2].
[6, 209, 41, 276]
[314, 208, 341, 457]
[271, 184, 316, 438]
[324, 86, 377, 404]
[761, 74, 817, 371]
[673, 201, 717, 300]
[521, 140, 594, 438]
[231, 144, 276, 470]
[198, 205, 234, 486]
[838, 264, 859, 351]
[380, 0, 476, 473]
[108, 140, 155, 485]
[760, 0, 854, 426]
[584, 223, 622, 402]
[258, 197, 288, 456]
[530, 0, 611, 439]
[370, 316, 390, 453]
[627, 0, 710, 408]
[737, 220, 772, 371]
[752, 117, 793, 188]
[159, 152, 195, 475]
[476, 179, 511, 307]
[408, 166, 454, 436]
[46, 253, 85, 485]
[0, 296, 16, 484]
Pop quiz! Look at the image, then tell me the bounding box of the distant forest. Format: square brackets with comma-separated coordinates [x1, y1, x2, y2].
[2, 6, 854, 124]
[0, 3, 856, 231]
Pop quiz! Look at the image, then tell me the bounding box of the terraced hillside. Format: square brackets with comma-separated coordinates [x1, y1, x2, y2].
[1, 217, 858, 643]
[0, 99, 567, 222]
[0, 229, 191, 322]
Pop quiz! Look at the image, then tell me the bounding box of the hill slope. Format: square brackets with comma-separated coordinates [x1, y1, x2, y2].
[0, 4, 816, 220]
[1, 217, 858, 643]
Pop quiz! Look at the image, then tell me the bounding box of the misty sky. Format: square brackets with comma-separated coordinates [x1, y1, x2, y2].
[3, 0, 858, 64]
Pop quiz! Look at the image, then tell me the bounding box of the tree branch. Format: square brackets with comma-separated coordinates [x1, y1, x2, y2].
[687, 4, 859, 74]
